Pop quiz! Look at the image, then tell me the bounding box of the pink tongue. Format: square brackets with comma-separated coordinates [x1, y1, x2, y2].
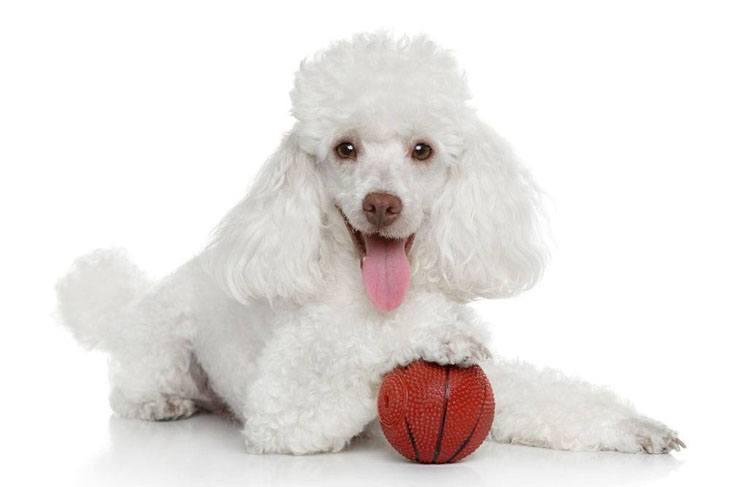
[361, 235, 411, 312]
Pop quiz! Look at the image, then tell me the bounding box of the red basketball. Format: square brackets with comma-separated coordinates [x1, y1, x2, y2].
[378, 360, 495, 464]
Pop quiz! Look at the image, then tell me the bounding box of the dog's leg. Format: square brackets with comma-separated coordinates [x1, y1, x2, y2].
[107, 343, 205, 421]
[104, 299, 213, 422]
[57, 250, 217, 421]
[240, 315, 379, 454]
[482, 358, 684, 453]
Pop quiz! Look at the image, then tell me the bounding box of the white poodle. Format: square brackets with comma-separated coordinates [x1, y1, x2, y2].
[57, 33, 683, 455]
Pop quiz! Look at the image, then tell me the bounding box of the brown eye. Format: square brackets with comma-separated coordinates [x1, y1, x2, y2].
[412, 143, 433, 161]
[335, 142, 357, 160]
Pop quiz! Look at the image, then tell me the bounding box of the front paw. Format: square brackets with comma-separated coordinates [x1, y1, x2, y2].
[619, 416, 686, 454]
[412, 326, 490, 367]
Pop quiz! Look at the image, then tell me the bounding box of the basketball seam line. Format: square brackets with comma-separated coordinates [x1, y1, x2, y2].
[431, 366, 451, 463]
[445, 379, 489, 463]
[446, 410, 482, 463]
[405, 418, 420, 463]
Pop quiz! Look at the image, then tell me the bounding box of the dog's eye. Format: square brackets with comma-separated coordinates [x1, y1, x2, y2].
[335, 142, 357, 160]
[412, 143, 433, 161]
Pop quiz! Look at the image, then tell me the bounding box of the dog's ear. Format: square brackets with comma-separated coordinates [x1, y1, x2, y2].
[204, 132, 328, 304]
[417, 121, 547, 301]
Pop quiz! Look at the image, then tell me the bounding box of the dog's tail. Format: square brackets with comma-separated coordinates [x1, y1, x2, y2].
[55, 248, 152, 351]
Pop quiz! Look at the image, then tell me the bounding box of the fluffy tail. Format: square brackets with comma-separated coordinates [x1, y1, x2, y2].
[56, 248, 152, 351]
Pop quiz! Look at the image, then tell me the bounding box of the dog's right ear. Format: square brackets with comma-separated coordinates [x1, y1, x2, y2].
[204, 132, 328, 304]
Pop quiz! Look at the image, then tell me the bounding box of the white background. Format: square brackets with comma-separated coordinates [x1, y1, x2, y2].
[1, 1, 728, 486]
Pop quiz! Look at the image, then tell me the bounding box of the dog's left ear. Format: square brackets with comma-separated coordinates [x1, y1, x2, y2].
[417, 120, 547, 301]
[204, 132, 328, 304]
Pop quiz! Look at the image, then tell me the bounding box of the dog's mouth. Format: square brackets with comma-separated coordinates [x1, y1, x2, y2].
[338, 208, 415, 313]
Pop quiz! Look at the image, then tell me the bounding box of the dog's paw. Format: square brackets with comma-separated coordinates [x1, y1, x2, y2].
[114, 395, 197, 421]
[414, 327, 491, 367]
[618, 416, 686, 454]
[242, 429, 269, 455]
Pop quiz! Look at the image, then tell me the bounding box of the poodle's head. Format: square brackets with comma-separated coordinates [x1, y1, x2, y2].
[207, 33, 546, 311]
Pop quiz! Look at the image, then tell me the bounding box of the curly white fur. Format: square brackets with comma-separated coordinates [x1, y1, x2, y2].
[56, 33, 682, 455]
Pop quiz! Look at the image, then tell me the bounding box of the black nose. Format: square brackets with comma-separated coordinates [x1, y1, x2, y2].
[362, 192, 402, 228]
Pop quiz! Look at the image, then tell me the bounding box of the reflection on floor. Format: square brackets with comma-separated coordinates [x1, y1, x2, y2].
[74, 414, 680, 487]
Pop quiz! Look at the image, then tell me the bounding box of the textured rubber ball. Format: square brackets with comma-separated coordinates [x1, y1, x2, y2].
[378, 359, 495, 464]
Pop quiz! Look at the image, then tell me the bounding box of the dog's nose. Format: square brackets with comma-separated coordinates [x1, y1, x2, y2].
[362, 192, 402, 228]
